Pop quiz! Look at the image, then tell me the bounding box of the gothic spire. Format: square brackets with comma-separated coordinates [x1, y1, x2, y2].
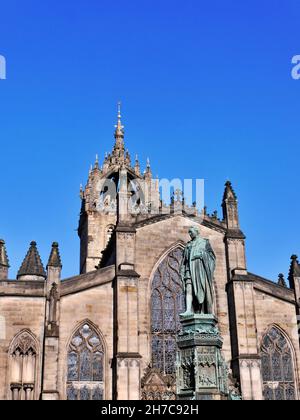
[17, 241, 46, 280]
[222, 180, 240, 229]
[145, 158, 152, 178]
[114, 101, 125, 140]
[109, 101, 126, 166]
[0, 239, 9, 268]
[223, 180, 237, 202]
[94, 154, 99, 170]
[47, 242, 62, 269]
[289, 255, 300, 282]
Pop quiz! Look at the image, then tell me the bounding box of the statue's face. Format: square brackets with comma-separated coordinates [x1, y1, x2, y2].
[189, 227, 198, 239]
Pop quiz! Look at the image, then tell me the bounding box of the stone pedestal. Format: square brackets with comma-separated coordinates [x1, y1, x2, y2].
[176, 314, 229, 400]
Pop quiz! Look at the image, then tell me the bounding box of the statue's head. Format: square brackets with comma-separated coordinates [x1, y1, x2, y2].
[188, 226, 199, 239]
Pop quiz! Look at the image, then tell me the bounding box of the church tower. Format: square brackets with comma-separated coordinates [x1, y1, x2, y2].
[78, 104, 160, 273]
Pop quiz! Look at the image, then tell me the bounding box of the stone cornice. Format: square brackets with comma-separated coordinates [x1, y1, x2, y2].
[134, 212, 227, 235]
[117, 269, 140, 278]
[0, 280, 45, 297]
[225, 229, 246, 240]
[60, 265, 115, 296]
[227, 272, 295, 304]
[116, 352, 142, 359]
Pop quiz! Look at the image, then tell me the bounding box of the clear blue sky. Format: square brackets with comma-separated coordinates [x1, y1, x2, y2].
[0, 0, 299, 281]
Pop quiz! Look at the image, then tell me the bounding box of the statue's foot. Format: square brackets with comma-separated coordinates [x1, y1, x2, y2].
[180, 311, 194, 318]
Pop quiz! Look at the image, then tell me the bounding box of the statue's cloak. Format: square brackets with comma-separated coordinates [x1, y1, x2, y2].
[181, 237, 216, 308]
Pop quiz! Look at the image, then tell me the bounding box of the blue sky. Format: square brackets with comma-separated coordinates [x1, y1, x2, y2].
[0, 0, 299, 281]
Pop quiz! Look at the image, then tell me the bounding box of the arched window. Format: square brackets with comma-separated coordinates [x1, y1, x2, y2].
[261, 326, 296, 400]
[151, 247, 185, 375]
[9, 330, 38, 400]
[67, 323, 105, 400]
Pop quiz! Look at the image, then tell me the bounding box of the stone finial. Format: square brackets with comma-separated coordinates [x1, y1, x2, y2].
[223, 181, 237, 202]
[125, 149, 131, 166]
[94, 154, 99, 169]
[47, 242, 62, 269]
[289, 255, 300, 278]
[135, 154, 141, 176]
[17, 241, 46, 280]
[0, 239, 9, 268]
[0, 239, 10, 280]
[144, 158, 152, 178]
[222, 180, 240, 229]
[114, 101, 125, 139]
[79, 184, 84, 200]
[277, 273, 287, 288]
[211, 210, 218, 220]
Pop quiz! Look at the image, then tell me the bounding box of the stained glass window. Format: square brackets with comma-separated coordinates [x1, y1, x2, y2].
[261, 326, 296, 400]
[151, 247, 185, 375]
[67, 323, 104, 400]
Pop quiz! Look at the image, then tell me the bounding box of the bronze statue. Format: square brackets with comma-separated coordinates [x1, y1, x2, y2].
[180, 226, 216, 316]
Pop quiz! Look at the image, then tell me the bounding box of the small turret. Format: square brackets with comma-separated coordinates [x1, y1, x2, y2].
[17, 241, 46, 281]
[0, 239, 10, 280]
[47, 242, 62, 270]
[222, 181, 247, 277]
[289, 255, 300, 290]
[222, 181, 239, 229]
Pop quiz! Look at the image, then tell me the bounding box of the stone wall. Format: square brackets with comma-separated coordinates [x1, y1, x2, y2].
[0, 293, 45, 400]
[134, 215, 232, 375]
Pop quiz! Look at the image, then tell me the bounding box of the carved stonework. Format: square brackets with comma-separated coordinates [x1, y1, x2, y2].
[10, 331, 37, 400]
[46, 283, 60, 337]
[141, 367, 176, 400]
[11, 331, 37, 356]
[176, 315, 229, 400]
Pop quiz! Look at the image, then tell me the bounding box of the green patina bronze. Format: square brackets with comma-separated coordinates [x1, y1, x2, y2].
[176, 228, 242, 400]
[180, 226, 216, 316]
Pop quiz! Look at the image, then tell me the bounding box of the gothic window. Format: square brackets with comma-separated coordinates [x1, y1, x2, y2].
[151, 247, 185, 376]
[9, 330, 38, 400]
[67, 323, 105, 400]
[261, 326, 296, 400]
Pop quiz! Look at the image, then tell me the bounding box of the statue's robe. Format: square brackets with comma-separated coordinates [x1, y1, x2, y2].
[181, 237, 216, 313]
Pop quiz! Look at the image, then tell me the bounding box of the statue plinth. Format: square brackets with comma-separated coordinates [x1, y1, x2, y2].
[176, 314, 229, 400]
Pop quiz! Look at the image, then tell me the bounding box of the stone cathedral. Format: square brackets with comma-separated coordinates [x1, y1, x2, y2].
[0, 109, 300, 401]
